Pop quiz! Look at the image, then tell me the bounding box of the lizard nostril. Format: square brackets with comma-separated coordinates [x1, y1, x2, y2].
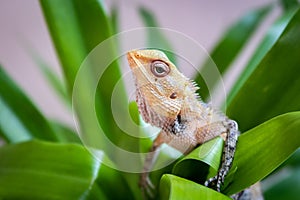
[170, 92, 177, 99]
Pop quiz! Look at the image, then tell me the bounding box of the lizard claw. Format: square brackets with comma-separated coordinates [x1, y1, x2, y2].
[139, 174, 155, 199]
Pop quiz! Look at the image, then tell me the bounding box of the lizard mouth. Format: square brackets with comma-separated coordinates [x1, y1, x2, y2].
[127, 51, 156, 90]
[127, 51, 140, 69]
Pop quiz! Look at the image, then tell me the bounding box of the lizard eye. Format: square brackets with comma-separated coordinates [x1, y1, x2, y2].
[150, 60, 170, 77]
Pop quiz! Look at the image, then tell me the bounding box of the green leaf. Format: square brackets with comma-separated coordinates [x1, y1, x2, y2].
[0, 140, 103, 199]
[194, 5, 272, 99]
[0, 66, 58, 143]
[41, 0, 127, 155]
[227, 8, 300, 131]
[172, 137, 223, 184]
[160, 174, 231, 200]
[40, 0, 132, 147]
[39, 0, 116, 90]
[227, 6, 299, 109]
[40, 0, 86, 90]
[40, 1, 144, 197]
[223, 111, 300, 195]
[139, 7, 176, 64]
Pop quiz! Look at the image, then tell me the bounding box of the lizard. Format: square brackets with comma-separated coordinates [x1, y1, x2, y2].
[127, 49, 247, 199]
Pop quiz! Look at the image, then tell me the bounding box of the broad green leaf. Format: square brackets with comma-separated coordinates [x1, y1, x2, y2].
[160, 174, 231, 200]
[40, 1, 143, 197]
[172, 137, 223, 184]
[139, 7, 176, 64]
[40, 0, 134, 148]
[0, 140, 103, 199]
[227, 6, 299, 108]
[40, 0, 87, 90]
[40, 0, 118, 90]
[227, 8, 300, 131]
[0, 66, 58, 143]
[194, 5, 272, 99]
[223, 112, 300, 195]
[40, 1, 127, 146]
[41, 0, 116, 146]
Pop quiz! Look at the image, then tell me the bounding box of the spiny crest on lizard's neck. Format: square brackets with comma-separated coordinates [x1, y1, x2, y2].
[127, 49, 202, 128]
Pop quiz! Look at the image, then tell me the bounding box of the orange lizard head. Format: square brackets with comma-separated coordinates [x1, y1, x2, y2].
[127, 49, 199, 129]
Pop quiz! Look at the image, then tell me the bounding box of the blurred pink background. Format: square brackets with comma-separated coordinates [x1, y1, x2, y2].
[0, 0, 275, 126]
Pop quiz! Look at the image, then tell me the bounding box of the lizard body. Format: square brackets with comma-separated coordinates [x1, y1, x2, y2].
[127, 49, 239, 198]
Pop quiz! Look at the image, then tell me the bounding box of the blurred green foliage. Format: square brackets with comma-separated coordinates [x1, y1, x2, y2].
[0, 0, 299, 199]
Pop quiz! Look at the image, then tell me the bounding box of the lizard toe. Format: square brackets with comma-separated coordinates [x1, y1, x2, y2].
[139, 176, 155, 199]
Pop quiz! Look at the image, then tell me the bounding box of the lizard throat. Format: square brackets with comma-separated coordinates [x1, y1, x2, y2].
[135, 87, 174, 129]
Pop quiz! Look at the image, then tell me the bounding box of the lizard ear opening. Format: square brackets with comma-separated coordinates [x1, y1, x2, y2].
[169, 92, 177, 99]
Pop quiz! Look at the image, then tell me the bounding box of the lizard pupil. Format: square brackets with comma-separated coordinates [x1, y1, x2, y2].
[151, 60, 170, 77]
[156, 66, 165, 73]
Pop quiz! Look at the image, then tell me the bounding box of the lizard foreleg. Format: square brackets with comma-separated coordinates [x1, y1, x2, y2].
[140, 132, 166, 198]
